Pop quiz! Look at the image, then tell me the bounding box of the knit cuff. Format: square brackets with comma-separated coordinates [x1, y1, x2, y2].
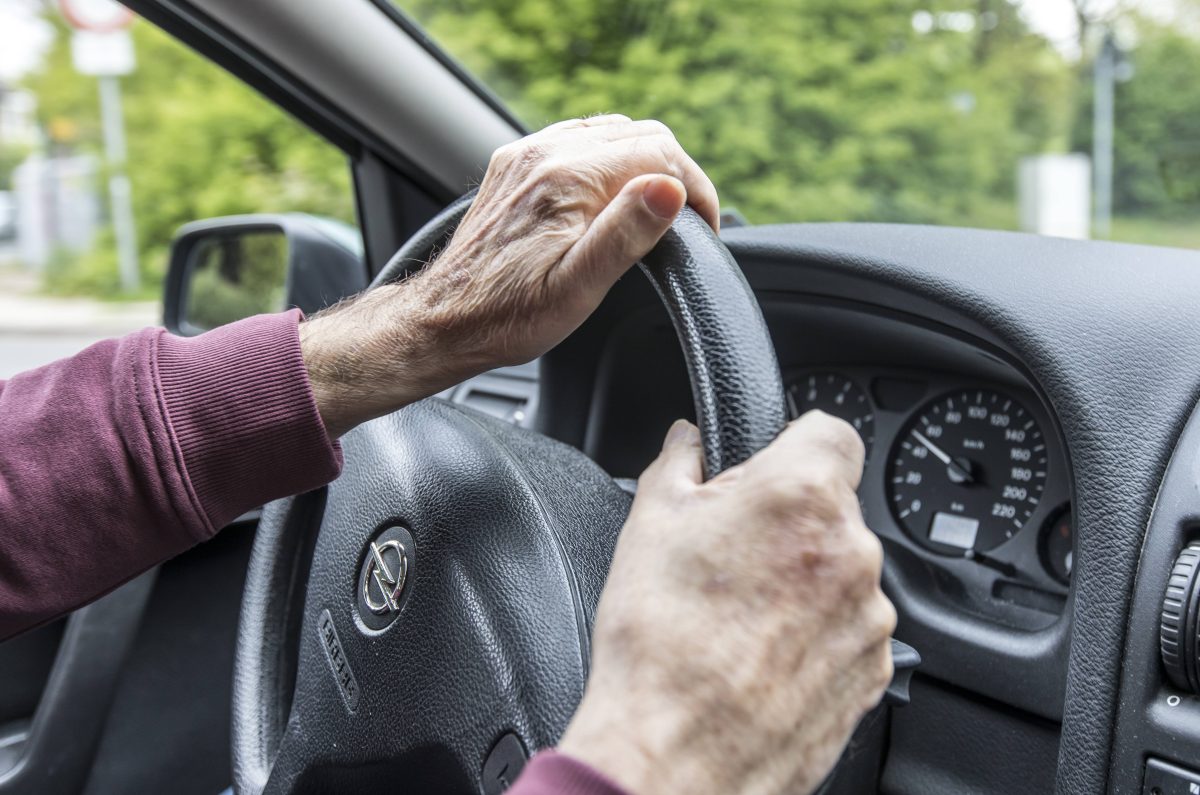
[509, 750, 632, 795]
[154, 309, 342, 539]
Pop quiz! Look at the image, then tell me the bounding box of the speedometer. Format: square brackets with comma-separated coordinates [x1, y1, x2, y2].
[787, 373, 875, 454]
[887, 389, 1047, 554]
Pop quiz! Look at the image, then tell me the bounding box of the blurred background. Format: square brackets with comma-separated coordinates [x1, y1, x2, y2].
[1, 0, 1199, 375]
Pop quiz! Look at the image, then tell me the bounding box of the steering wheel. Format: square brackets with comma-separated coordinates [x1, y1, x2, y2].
[230, 193, 789, 794]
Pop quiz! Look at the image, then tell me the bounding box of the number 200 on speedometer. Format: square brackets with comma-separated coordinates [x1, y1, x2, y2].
[887, 389, 1047, 554]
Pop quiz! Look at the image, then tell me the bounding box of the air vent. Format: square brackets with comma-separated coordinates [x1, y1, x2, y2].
[449, 367, 538, 428]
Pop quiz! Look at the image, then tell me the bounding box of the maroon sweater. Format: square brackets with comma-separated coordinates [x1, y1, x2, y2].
[0, 310, 624, 795]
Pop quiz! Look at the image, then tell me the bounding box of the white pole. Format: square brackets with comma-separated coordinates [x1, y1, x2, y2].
[98, 74, 138, 292]
[1093, 32, 1115, 240]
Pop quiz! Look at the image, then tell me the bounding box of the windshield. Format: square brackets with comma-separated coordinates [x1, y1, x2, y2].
[403, 0, 1200, 247]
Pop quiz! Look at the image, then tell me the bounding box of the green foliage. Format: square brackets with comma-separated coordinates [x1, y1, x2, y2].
[405, 0, 1072, 226]
[1111, 211, 1200, 249]
[0, 146, 29, 191]
[20, 0, 1200, 290]
[40, 228, 157, 299]
[24, 17, 354, 297]
[42, 236, 119, 296]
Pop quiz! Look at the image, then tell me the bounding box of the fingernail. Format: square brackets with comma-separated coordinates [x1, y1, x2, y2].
[665, 419, 697, 447]
[643, 176, 685, 219]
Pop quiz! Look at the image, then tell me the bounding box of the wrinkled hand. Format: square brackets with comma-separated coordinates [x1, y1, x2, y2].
[301, 115, 719, 438]
[559, 412, 896, 795]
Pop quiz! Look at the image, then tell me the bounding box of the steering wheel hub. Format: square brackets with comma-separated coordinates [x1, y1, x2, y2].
[356, 525, 415, 630]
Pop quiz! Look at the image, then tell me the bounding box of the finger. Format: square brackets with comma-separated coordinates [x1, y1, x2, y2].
[862, 634, 896, 704]
[753, 410, 866, 490]
[557, 118, 675, 142]
[557, 173, 687, 295]
[587, 135, 721, 233]
[640, 419, 704, 489]
[536, 120, 721, 232]
[541, 114, 633, 133]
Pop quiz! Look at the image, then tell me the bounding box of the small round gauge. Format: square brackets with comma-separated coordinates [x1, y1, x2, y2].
[1039, 506, 1074, 584]
[787, 373, 875, 454]
[887, 389, 1048, 554]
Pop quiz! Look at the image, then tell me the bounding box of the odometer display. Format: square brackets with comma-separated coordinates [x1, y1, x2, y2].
[888, 389, 1047, 554]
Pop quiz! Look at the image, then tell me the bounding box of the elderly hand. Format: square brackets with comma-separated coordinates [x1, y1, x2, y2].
[558, 412, 897, 795]
[301, 115, 719, 438]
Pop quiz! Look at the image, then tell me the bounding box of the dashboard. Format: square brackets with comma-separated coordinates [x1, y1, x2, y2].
[528, 221, 1200, 794]
[438, 216, 1200, 793]
[532, 225, 1131, 794]
[579, 295, 1076, 649]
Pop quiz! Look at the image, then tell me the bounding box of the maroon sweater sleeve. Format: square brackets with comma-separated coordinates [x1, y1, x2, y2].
[507, 751, 631, 795]
[0, 313, 631, 795]
[0, 309, 341, 639]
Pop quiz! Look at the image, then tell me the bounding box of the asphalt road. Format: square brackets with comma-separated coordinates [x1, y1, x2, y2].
[0, 334, 111, 379]
[0, 260, 158, 380]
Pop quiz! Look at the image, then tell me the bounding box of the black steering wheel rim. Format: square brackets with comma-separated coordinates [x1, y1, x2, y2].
[371, 188, 787, 477]
[231, 194, 788, 794]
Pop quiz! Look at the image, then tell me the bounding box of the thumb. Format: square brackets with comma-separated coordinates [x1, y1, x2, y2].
[560, 173, 687, 295]
[640, 419, 703, 491]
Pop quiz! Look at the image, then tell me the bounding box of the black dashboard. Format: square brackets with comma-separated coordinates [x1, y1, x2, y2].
[571, 294, 1075, 728]
[526, 221, 1200, 794]
[788, 364, 1072, 625]
[584, 296, 1073, 603]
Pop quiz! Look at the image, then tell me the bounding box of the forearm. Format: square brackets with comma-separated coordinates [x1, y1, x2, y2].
[299, 282, 483, 440]
[0, 311, 340, 639]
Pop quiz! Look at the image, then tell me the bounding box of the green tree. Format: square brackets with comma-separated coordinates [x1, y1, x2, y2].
[405, 0, 1072, 226]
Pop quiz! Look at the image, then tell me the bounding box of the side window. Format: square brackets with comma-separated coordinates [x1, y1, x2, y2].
[0, 10, 355, 377]
[402, 1, 1200, 249]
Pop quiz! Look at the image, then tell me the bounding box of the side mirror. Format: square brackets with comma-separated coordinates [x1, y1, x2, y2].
[163, 214, 368, 335]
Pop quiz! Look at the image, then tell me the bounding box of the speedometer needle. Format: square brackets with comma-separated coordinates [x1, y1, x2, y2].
[911, 430, 976, 485]
[911, 429, 951, 464]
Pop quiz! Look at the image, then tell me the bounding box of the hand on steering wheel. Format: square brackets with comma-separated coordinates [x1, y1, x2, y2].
[300, 114, 719, 439]
[561, 414, 894, 795]
[234, 118, 894, 795]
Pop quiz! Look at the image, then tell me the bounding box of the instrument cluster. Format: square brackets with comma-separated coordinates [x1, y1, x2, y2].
[789, 368, 1073, 621]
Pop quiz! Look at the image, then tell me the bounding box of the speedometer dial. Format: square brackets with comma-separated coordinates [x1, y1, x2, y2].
[888, 389, 1047, 554]
[787, 373, 875, 454]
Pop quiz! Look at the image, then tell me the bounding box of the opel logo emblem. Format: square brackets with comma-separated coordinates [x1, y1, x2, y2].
[356, 525, 415, 632]
[363, 540, 407, 614]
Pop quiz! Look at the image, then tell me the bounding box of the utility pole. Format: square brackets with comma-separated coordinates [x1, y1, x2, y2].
[60, 0, 139, 292]
[1093, 31, 1116, 239]
[98, 75, 138, 292]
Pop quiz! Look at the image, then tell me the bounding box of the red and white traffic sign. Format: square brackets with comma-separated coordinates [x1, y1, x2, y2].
[59, 0, 134, 33]
[60, 0, 136, 76]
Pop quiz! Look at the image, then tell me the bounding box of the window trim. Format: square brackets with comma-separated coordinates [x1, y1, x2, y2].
[360, 0, 529, 137]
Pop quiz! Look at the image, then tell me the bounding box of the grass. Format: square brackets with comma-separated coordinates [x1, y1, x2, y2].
[40, 239, 164, 303]
[1108, 214, 1200, 250]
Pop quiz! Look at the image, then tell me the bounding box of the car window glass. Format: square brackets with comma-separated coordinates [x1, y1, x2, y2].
[0, 6, 356, 377]
[401, 0, 1200, 249]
